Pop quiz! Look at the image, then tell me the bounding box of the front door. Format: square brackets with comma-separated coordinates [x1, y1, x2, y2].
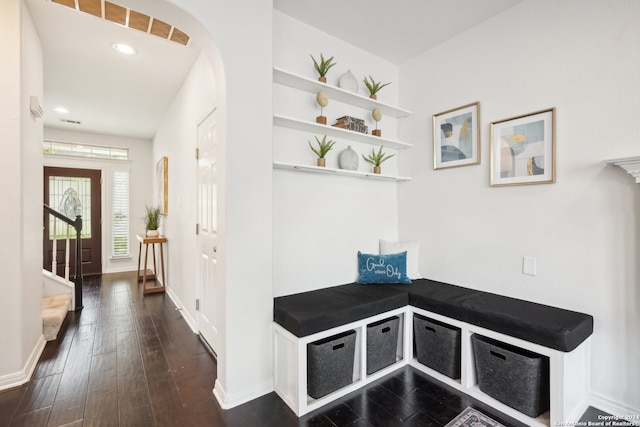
[43, 167, 102, 276]
[196, 109, 219, 354]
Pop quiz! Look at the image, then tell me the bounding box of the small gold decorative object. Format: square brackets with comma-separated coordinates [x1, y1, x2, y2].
[316, 90, 329, 124]
[372, 108, 382, 137]
[316, 91, 329, 107]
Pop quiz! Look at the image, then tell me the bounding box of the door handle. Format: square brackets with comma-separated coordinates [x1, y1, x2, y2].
[213, 246, 217, 253]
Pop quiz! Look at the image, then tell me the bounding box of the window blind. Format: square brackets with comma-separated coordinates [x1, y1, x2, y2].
[112, 170, 130, 257]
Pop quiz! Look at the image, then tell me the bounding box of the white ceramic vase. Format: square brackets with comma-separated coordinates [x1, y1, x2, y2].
[338, 70, 358, 93]
[339, 146, 359, 171]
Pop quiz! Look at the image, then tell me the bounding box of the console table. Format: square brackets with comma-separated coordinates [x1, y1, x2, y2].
[136, 234, 167, 294]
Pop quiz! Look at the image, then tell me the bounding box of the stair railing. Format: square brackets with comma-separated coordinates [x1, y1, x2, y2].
[44, 204, 83, 310]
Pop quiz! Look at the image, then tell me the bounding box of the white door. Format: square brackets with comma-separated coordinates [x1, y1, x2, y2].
[196, 108, 219, 353]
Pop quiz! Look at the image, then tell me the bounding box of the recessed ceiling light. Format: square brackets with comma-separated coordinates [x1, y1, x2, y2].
[112, 43, 136, 56]
[54, 106, 69, 114]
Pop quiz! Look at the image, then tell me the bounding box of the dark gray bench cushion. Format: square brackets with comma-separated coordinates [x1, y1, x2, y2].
[273, 279, 594, 352]
[273, 283, 408, 337]
[408, 279, 593, 352]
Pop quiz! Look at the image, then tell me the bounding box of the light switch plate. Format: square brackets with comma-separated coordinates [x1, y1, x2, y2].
[523, 256, 537, 276]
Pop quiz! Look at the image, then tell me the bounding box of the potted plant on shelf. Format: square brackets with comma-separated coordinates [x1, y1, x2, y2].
[310, 53, 336, 83]
[144, 204, 161, 237]
[363, 76, 391, 100]
[308, 135, 336, 167]
[362, 146, 395, 174]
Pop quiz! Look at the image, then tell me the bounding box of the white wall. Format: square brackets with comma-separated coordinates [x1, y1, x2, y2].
[21, 0, 45, 375]
[152, 52, 215, 330]
[399, 0, 640, 414]
[0, 0, 45, 389]
[43, 128, 154, 274]
[151, 0, 275, 407]
[272, 11, 403, 296]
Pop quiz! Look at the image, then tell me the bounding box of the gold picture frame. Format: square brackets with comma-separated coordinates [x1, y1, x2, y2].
[156, 156, 168, 215]
[490, 108, 556, 187]
[433, 102, 481, 170]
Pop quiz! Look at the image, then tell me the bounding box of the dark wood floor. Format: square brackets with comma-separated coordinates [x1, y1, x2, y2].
[0, 272, 617, 427]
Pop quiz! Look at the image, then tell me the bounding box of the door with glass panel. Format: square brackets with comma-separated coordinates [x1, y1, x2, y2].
[43, 167, 102, 276]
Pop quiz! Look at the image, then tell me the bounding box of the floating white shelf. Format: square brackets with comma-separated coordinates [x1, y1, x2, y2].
[273, 161, 411, 182]
[273, 67, 412, 119]
[604, 156, 640, 183]
[274, 115, 412, 151]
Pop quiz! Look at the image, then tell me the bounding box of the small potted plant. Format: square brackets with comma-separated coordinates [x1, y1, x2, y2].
[144, 204, 161, 237]
[308, 135, 336, 167]
[310, 53, 336, 83]
[362, 146, 395, 174]
[363, 76, 391, 100]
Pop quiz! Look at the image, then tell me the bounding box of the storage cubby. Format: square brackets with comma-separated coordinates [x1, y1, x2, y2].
[471, 334, 550, 418]
[307, 330, 357, 399]
[413, 314, 461, 379]
[408, 307, 592, 427]
[273, 307, 407, 416]
[274, 304, 590, 426]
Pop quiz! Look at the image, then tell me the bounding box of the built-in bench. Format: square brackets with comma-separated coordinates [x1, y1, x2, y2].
[273, 279, 593, 426]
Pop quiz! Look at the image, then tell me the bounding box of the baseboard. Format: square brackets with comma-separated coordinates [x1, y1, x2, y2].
[213, 378, 274, 410]
[165, 286, 198, 334]
[0, 334, 46, 391]
[591, 391, 640, 425]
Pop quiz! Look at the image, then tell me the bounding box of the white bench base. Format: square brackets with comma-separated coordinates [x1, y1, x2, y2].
[273, 305, 591, 426]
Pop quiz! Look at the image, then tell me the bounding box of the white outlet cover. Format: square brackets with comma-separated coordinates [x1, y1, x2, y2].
[523, 256, 537, 276]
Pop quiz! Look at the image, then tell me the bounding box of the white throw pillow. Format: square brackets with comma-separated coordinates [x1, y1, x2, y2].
[379, 239, 421, 280]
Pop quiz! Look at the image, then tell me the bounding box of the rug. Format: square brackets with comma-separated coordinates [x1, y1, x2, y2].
[445, 407, 505, 427]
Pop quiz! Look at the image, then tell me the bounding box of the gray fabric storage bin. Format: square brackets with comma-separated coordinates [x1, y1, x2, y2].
[472, 334, 550, 418]
[413, 314, 461, 379]
[366, 316, 400, 375]
[307, 330, 356, 399]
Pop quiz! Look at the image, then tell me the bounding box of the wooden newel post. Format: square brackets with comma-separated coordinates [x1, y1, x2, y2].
[74, 215, 83, 310]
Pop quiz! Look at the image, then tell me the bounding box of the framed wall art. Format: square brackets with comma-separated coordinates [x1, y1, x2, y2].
[433, 102, 480, 170]
[156, 156, 168, 215]
[490, 108, 556, 187]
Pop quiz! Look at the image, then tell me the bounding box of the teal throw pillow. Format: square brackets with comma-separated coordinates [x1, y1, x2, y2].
[357, 251, 411, 285]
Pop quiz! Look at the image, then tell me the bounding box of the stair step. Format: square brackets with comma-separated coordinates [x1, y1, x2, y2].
[42, 293, 72, 341]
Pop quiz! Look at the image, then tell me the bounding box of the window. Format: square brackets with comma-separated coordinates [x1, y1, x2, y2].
[44, 140, 128, 160]
[112, 170, 130, 257]
[48, 176, 92, 239]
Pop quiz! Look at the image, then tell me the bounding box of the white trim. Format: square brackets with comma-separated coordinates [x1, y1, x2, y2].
[604, 156, 640, 183]
[103, 265, 136, 274]
[590, 391, 640, 426]
[0, 335, 46, 391]
[165, 286, 198, 334]
[213, 377, 273, 410]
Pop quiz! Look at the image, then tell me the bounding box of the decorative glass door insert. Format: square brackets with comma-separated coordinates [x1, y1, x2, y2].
[48, 176, 92, 239]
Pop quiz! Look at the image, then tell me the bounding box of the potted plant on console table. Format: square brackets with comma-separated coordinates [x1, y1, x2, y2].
[144, 205, 161, 237]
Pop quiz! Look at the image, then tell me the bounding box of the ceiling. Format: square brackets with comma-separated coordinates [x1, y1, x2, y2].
[274, 0, 522, 64]
[26, 0, 521, 140]
[25, 0, 201, 140]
